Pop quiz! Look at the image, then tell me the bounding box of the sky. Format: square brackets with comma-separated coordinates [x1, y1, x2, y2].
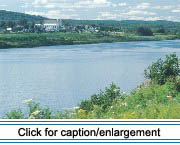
[0, 0, 180, 21]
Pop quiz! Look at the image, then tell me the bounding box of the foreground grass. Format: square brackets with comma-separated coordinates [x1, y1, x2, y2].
[73, 81, 180, 119]
[0, 32, 179, 48]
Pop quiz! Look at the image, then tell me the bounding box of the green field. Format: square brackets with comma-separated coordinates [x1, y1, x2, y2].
[0, 32, 179, 48]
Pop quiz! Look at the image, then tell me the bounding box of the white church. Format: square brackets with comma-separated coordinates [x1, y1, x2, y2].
[35, 19, 63, 32]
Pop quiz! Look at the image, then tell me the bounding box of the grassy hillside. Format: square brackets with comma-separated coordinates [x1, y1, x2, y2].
[0, 10, 47, 22]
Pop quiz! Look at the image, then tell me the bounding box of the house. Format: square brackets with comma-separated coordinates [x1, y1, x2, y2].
[6, 27, 12, 32]
[111, 31, 124, 35]
[84, 25, 99, 33]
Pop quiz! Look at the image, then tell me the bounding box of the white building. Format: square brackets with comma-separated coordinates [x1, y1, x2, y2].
[35, 19, 63, 32]
[43, 19, 63, 32]
[6, 27, 12, 32]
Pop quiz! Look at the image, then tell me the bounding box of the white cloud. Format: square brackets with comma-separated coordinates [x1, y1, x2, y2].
[172, 9, 180, 13]
[25, 10, 78, 19]
[162, 5, 174, 10]
[99, 12, 119, 19]
[21, 3, 31, 8]
[126, 15, 177, 21]
[97, 11, 160, 21]
[93, 0, 107, 4]
[152, 6, 161, 9]
[0, 4, 6, 7]
[25, 11, 45, 16]
[43, 4, 56, 8]
[136, 3, 150, 9]
[17, 0, 180, 21]
[152, 5, 174, 10]
[118, 3, 127, 7]
[31, 0, 112, 9]
[33, 0, 65, 5]
[126, 10, 156, 16]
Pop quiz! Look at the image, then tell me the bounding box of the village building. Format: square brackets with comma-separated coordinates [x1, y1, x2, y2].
[43, 19, 63, 32]
[6, 27, 12, 32]
[35, 19, 63, 32]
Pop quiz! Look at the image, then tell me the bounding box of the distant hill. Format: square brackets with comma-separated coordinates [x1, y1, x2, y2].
[1, 10, 180, 28]
[0, 10, 48, 22]
[63, 19, 180, 27]
[62, 19, 120, 26]
[63, 19, 180, 34]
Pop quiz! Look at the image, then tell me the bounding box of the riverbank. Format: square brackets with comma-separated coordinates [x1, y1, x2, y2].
[5, 77, 180, 119]
[0, 32, 179, 48]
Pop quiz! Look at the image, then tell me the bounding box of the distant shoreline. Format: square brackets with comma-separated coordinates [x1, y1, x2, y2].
[0, 32, 179, 49]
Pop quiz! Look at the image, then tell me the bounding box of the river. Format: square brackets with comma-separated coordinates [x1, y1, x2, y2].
[0, 40, 180, 117]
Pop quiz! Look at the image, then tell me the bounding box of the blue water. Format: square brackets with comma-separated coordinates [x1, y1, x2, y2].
[0, 40, 180, 117]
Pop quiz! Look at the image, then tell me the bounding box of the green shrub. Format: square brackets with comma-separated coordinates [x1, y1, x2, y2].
[5, 99, 73, 119]
[6, 100, 53, 119]
[81, 81, 180, 119]
[6, 110, 24, 119]
[79, 83, 121, 111]
[173, 76, 180, 91]
[144, 54, 180, 85]
[79, 100, 93, 112]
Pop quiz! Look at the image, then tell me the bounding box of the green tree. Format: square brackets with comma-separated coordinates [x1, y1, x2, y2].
[7, 21, 16, 28]
[0, 21, 6, 28]
[157, 27, 165, 33]
[144, 54, 180, 85]
[19, 19, 28, 26]
[137, 27, 153, 36]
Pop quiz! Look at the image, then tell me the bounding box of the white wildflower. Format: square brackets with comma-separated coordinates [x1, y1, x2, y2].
[122, 102, 127, 107]
[31, 110, 41, 116]
[167, 96, 173, 99]
[122, 92, 126, 95]
[28, 115, 36, 119]
[113, 89, 120, 93]
[73, 106, 80, 110]
[23, 99, 33, 104]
